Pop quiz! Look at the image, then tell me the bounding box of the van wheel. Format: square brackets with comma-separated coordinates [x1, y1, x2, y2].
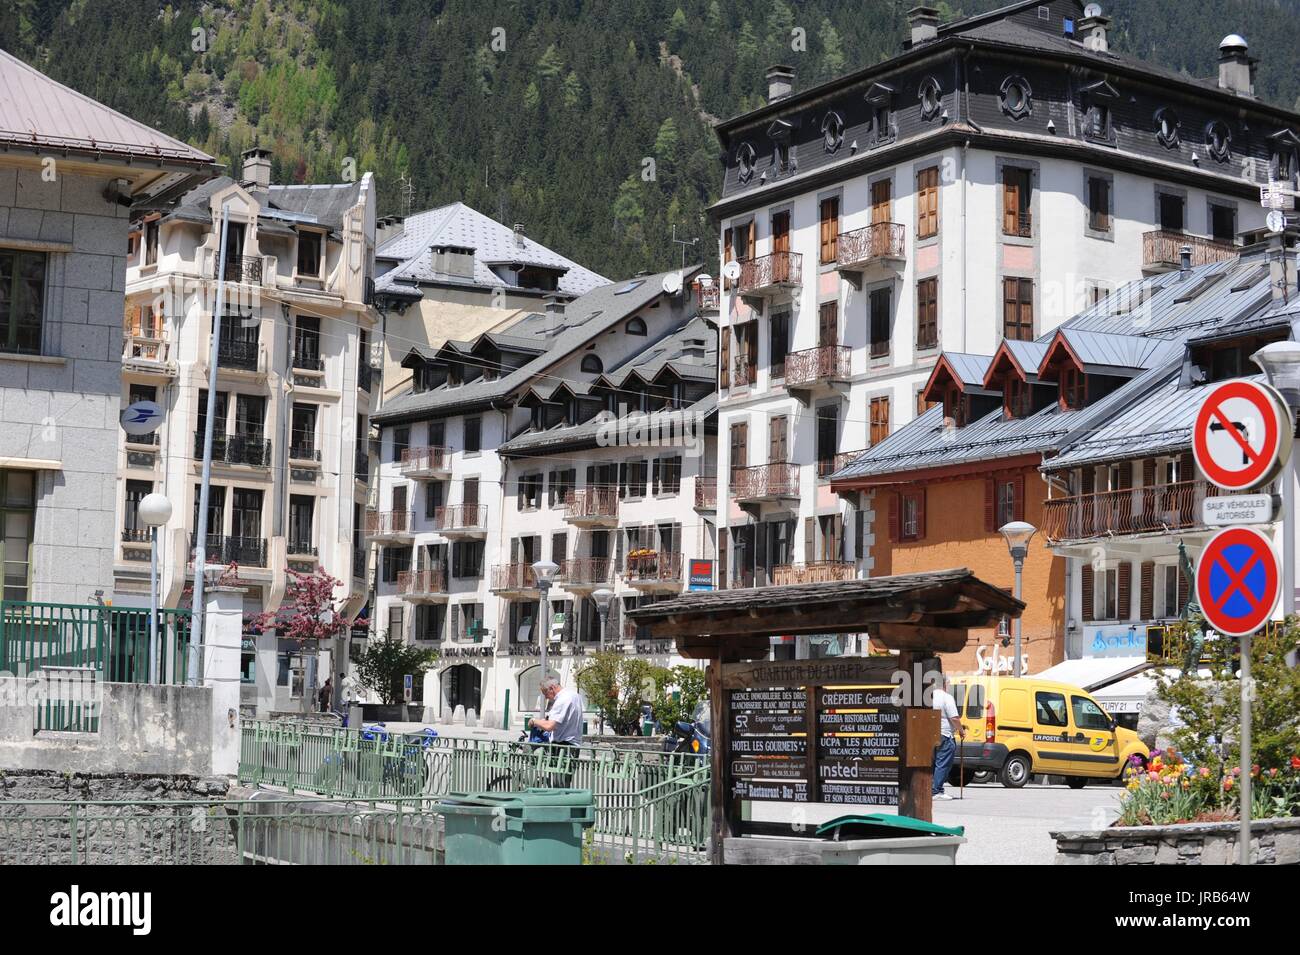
[1000, 753, 1032, 788]
[1066, 776, 1088, 789]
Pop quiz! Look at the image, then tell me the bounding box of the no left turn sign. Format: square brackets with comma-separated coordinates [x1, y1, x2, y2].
[1192, 380, 1292, 491]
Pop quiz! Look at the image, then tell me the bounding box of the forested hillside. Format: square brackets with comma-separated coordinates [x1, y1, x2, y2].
[4, 0, 1300, 278]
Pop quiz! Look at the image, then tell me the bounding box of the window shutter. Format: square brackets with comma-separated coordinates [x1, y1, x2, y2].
[1140, 561, 1155, 620]
[1179, 451, 1194, 482]
[1143, 458, 1156, 487]
[651, 458, 661, 495]
[1117, 463, 1133, 490]
[1117, 561, 1132, 620]
[1177, 563, 1189, 612]
[723, 231, 734, 289]
[720, 327, 730, 388]
[1081, 563, 1095, 622]
[888, 492, 900, 543]
[746, 220, 756, 259]
[984, 477, 996, 532]
[915, 489, 927, 540]
[804, 518, 815, 563]
[1003, 174, 1019, 234]
[450, 604, 460, 641]
[1081, 468, 1095, 494]
[855, 508, 865, 560]
[1012, 473, 1026, 523]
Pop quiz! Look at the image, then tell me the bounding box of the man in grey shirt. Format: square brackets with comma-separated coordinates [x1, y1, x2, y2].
[529, 676, 582, 745]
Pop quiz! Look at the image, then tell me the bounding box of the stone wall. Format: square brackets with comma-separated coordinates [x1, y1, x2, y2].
[0, 164, 129, 604]
[1054, 817, 1300, 864]
[0, 678, 212, 775]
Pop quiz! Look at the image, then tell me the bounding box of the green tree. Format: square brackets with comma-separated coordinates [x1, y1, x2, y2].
[819, 18, 845, 78]
[576, 653, 672, 736]
[562, 71, 582, 108]
[355, 633, 437, 706]
[537, 43, 565, 79]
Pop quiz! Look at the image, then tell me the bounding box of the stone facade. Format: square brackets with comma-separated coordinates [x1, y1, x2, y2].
[1054, 817, 1300, 864]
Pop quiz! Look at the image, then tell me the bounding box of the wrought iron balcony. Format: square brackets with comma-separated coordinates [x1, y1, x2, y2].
[217, 255, 263, 285]
[194, 431, 272, 468]
[772, 561, 856, 585]
[731, 358, 755, 389]
[433, 504, 488, 538]
[399, 446, 452, 479]
[1042, 479, 1234, 543]
[397, 568, 449, 602]
[785, 344, 851, 393]
[558, 558, 615, 590]
[695, 284, 720, 311]
[835, 222, 906, 278]
[364, 510, 413, 543]
[693, 479, 717, 511]
[491, 562, 538, 594]
[737, 251, 802, 296]
[730, 463, 799, 502]
[1142, 230, 1238, 273]
[818, 449, 867, 479]
[352, 549, 366, 581]
[191, 534, 267, 568]
[625, 551, 683, 590]
[292, 352, 325, 372]
[121, 527, 152, 544]
[563, 488, 618, 527]
[1003, 211, 1032, 238]
[286, 539, 318, 558]
[354, 447, 369, 481]
[215, 336, 260, 372]
[358, 359, 373, 393]
[288, 442, 320, 464]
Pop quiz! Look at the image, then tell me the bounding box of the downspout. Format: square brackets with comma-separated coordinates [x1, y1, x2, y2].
[961, 140, 969, 353]
[1040, 468, 1074, 658]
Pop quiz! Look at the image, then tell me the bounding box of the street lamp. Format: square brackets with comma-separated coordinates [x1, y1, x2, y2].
[532, 560, 559, 698]
[592, 587, 615, 651]
[999, 520, 1037, 678]
[1251, 340, 1300, 618]
[138, 493, 173, 684]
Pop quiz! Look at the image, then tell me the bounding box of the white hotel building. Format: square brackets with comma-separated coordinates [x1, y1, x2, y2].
[711, 1, 1285, 592]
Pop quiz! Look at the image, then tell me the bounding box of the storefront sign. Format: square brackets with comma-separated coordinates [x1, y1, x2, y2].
[974, 643, 1028, 675]
[1084, 626, 1147, 658]
[688, 559, 714, 591]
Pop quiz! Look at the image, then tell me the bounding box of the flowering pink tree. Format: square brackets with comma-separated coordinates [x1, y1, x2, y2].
[253, 569, 352, 712]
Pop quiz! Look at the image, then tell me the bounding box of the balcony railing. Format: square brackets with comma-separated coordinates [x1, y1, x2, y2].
[434, 504, 487, 533]
[355, 448, 369, 480]
[194, 432, 272, 468]
[772, 561, 856, 585]
[288, 442, 320, 463]
[737, 251, 802, 294]
[694, 479, 717, 510]
[217, 256, 263, 285]
[818, 449, 867, 479]
[191, 534, 267, 568]
[292, 352, 325, 372]
[358, 360, 373, 393]
[1042, 479, 1235, 543]
[696, 284, 720, 311]
[563, 487, 618, 524]
[398, 568, 447, 598]
[399, 446, 451, 478]
[286, 540, 317, 558]
[216, 337, 260, 372]
[123, 334, 170, 365]
[491, 563, 537, 593]
[121, 527, 151, 544]
[365, 510, 413, 539]
[352, 549, 366, 581]
[835, 222, 906, 270]
[731, 462, 799, 501]
[1003, 211, 1032, 238]
[624, 551, 683, 586]
[731, 358, 755, 388]
[785, 345, 851, 390]
[558, 558, 615, 589]
[1142, 230, 1238, 272]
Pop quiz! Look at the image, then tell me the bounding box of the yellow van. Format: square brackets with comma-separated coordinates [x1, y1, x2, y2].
[949, 675, 1149, 789]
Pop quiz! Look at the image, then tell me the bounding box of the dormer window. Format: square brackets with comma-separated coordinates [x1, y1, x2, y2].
[1000, 76, 1032, 120]
[1205, 121, 1233, 164]
[1081, 81, 1119, 145]
[1004, 378, 1032, 419]
[1059, 364, 1085, 410]
[1087, 102, 1112, 141]
[144, 218, 160, 267]
[918, 77, 942, 121]
[865, 83, 896, 148]
[447, 364, 462, 388]
[580, 354, 603, 374]
[736, 142, 757, 184]
[296, 230, 324, 278]
[1269, 129, 1300, 187]
[1155, 107, 1181, 149]
[821, 111, 844, 153]
[626, 317, 647, 336]
[767, 119, 795, 174]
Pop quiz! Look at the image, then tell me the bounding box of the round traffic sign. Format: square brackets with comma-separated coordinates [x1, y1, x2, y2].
[1195, 527, 1281, 637]
[1192, 380, 1291, 491]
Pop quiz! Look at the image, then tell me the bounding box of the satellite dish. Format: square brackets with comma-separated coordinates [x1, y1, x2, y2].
[697, 273, 714, 287]
[120, 400, 164, 437]
[1083, 2, 1103, 17]
[1267, 209, 1286, 234]
[722, 260, 742, 281]
[662, 271, 683, 295]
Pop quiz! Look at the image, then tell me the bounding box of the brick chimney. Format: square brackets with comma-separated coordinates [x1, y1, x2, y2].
[766, 65, 795, 103]
[240, 146, 272, 196]
[1217, 34, 1256, 97]
[1079, 12, 1112, 53]
[907, 6, 940, 46]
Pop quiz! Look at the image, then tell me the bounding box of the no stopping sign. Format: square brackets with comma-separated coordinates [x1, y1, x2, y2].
[1192, 380, 1292, 491]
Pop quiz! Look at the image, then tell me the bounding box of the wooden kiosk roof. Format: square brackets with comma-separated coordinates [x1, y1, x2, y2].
[625, 568, 1024, 660]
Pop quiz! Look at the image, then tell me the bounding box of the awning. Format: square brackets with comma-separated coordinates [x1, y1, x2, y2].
[1033, 657, 1155, 714]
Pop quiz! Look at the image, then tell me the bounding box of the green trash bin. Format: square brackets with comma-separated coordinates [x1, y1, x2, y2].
[439, 788, 595, 865]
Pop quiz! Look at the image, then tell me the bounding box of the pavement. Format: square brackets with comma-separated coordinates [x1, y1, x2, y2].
[930, 781, 1124, 865]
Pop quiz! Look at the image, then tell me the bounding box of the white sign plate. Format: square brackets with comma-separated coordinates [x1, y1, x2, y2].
[1201, 493, 1276, 527]
[1261, 183, 1296, 211]
[120, 399, 164, 436]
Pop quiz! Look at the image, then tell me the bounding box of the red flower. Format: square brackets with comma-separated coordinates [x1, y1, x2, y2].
[1290, 755, 1300, 771]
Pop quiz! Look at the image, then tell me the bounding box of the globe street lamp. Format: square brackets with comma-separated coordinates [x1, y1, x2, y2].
[532, 560, 559, 699]
[592, 587, 615, 651]
[138, 493, 173, 684]
[999, 520, 1037, 678]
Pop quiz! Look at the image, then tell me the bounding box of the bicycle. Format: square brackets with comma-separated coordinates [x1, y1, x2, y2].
[485, 732, 577, 791]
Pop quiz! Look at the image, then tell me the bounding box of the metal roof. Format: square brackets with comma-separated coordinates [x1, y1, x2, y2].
[942, 352, 994, 388]
[373, 202, 607, 296]
[1053, 328, 1181, 375]
[498, 393, 717, 458]
[0, 49, 213, 165]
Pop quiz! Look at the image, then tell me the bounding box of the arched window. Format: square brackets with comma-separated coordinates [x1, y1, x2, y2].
[580, 354, 603, 374]
[626, 317, 647, 336]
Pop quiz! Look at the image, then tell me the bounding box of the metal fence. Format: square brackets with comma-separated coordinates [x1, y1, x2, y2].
[0, 601, 195, 684]
[0, 796, 439, 865]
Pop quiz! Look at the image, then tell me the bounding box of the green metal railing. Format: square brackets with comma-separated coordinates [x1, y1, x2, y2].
[0, 601, 195, 684]
[0, 797, 439, 865]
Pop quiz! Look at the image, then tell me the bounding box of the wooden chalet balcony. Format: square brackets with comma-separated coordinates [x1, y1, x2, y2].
[558, 557, 615, 591]
[731, 463, 799, 503]
[785, 344, 851, 399]
[835, 223, 905, 286]
[563, 488, 618, 527]
[365, 510, 413, 543]
[624, 551, 683, 591]
[399, 446, 452, 479]
[737, 251, 802, 297]
[772, 561, 856, 585]
[1142, 230, 1238, 273]
[491, 562, 538, 595]
[694, 479, 717, 511]
[397, 568, 449, 603]
[433, 504, 488, 539]
[1042, 479, 1232, 543]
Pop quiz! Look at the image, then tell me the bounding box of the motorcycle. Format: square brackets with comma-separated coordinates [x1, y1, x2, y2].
[661, 700, 711, 760]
